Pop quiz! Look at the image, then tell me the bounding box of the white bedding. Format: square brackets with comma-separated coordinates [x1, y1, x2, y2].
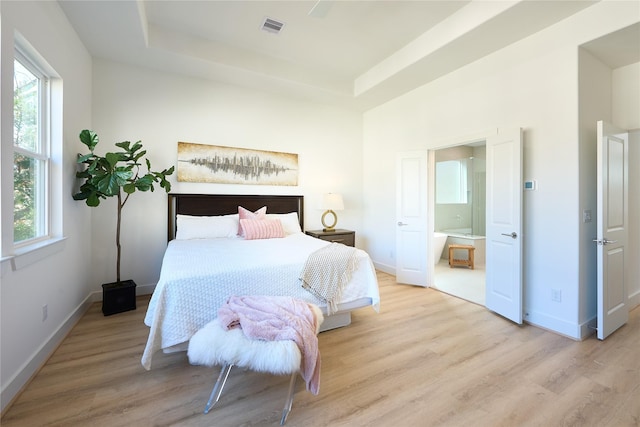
[142, 233, 380, 369]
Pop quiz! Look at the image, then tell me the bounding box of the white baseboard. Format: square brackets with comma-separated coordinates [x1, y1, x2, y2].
[0, 293, 97, 414]
[524, 308, 582, 340]
[579, 315, 598, 340]
[372, 261, 394, 275]
[628, 289, 640, 310]
[135, 282, 156, 296]
[1, 281, 158, 414]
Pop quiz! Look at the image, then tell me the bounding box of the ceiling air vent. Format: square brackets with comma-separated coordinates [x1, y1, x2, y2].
[261, 17, 285, 34]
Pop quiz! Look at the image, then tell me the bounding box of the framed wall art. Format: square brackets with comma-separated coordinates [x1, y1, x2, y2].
[177, 142, 299, 186]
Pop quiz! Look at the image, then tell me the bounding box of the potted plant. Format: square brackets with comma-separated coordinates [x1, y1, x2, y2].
[73, 129, 174, 315]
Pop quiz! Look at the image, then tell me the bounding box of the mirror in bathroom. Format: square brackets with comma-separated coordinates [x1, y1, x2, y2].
[436, 159, 469, 204]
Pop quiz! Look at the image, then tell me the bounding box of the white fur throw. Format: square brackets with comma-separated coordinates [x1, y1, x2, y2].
[188, 318, 302, 374]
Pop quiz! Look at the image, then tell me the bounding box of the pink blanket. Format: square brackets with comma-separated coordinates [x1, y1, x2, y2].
[217, 295, 322, 395]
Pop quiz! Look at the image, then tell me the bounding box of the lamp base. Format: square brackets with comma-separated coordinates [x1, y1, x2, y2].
[322, 227, 336, 232]
[321, 210, 338, 231]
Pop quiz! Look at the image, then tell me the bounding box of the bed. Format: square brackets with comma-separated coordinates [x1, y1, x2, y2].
[141, 194, 380, 369]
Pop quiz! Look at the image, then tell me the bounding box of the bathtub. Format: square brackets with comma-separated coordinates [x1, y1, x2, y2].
[433, 232, 448, 261]
[442, 229, 486, 240]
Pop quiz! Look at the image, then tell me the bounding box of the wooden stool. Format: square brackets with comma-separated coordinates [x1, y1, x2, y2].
[448, 244, 475, 269]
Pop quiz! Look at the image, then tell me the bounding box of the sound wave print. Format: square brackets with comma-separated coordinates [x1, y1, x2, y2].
[177, 141, 298, 186]
[184, 154, 290, 180]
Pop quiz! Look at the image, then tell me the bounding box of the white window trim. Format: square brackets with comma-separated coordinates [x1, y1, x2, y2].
[1, 237, 67, 277]
[2, 32, 63, 270]
[13, 47, 52, 247]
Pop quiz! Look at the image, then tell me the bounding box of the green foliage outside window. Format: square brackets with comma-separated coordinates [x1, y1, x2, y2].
[13, 58, 42, 243]
[13, 154, 38, 242]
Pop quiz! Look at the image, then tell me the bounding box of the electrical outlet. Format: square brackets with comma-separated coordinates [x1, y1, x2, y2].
[551, 289, 561, 303]
[42, 304, 48, 322]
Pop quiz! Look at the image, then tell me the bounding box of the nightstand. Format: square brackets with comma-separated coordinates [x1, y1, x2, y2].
[305, 229, 355, 247]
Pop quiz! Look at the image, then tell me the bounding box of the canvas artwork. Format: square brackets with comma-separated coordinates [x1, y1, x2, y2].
[177, 142, 299, 186]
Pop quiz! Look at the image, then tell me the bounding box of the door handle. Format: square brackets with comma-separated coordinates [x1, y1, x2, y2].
[501, 232, 517, 239]
[397, 222, 408, 226]
[593, 238, 618, 245]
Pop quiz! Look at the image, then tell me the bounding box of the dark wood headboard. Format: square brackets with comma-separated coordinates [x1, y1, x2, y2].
[167, 194, 304, 241]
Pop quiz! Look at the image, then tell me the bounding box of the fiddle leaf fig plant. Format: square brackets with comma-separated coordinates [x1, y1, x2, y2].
[73, 130, 174, 283]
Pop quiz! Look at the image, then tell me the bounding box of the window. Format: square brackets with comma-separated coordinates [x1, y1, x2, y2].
[2, 34, 63, 269]
[13, 49, 50, 245]
[436, 159, 469, 204]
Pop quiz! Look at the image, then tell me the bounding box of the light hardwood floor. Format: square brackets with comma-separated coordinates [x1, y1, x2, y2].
[2, 271, 638, 426]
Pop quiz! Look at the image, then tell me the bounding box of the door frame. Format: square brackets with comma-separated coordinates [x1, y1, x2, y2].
[427, 129, 494, 289]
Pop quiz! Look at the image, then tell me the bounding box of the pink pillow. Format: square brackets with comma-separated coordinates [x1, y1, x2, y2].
[240, 218, 284, 240]
[238, 206, 267, 236]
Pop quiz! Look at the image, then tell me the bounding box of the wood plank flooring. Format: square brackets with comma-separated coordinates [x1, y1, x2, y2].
[2, 271, 638, 426]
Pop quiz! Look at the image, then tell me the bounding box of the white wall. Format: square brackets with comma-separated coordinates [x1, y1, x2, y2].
[628, 129, 640, 308]
[577, 48, 611, 328]
[613, 63, 640, 308]
[0, 1, 93, 412]
[90, 60, 364, 291]
[362, 1, 639, 339]
[578, 53, 640, 322]
[613, 63, 640, 130]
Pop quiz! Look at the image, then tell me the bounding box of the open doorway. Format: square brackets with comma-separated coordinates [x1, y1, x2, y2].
[399, 128, 523, 321]
[432, 141, 487, 305]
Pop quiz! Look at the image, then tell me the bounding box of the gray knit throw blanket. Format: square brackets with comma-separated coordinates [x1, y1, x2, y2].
[299, 243, 358, 315]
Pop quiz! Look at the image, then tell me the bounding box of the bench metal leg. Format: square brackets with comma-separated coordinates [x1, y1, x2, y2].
[203, 364, 298, 424]
[204, 363, 234, 414]
[280, 372, 297, 425]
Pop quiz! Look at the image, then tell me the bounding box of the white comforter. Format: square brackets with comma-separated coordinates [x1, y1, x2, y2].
[142, 233, 380, 369]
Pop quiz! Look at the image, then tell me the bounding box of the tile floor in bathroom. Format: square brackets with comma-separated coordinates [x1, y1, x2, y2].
[433, 259, 485, 305]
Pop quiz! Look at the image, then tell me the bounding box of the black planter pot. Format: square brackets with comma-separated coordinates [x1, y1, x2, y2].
[102, 280, 137, 316]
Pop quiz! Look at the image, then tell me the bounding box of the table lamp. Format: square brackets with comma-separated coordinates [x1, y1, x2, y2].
[321, 193, 344, 232]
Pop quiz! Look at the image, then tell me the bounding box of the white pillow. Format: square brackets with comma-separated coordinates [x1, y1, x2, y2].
[176, 214, 239, 240]
[266, 212, 302, 235]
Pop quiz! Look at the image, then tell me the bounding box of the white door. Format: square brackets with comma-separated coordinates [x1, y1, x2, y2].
[396, 151, 428, 286]
[485, 128, 523, 323]
[596, 121, 629, 340]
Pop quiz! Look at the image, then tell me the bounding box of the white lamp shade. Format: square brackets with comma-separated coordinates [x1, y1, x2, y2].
[321, 193, 344, 211]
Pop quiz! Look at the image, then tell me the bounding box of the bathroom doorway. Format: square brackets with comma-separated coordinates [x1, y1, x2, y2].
[432, 141, 487, 305]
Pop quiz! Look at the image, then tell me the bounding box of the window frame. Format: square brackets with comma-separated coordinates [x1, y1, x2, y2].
[13, 45, 52, 248]
[1, 33, 66, 274]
